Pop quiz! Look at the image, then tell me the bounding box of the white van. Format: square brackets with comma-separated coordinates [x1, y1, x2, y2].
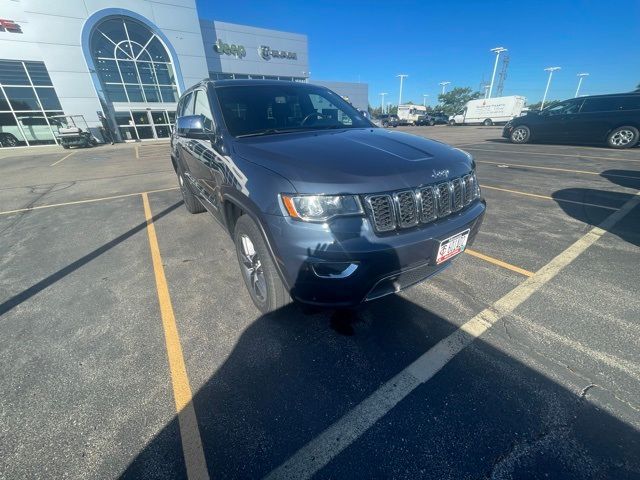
[449, 96, 526, 126]
[397, 104, 427, 125]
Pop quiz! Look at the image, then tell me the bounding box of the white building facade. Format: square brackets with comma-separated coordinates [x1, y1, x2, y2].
[0, 0, 318, 146]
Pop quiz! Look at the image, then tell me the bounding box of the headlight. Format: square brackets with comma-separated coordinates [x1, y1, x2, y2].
[281, 194, 363, 222]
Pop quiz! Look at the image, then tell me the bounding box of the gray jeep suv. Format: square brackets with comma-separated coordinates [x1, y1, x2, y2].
[170, 80, 485, 313]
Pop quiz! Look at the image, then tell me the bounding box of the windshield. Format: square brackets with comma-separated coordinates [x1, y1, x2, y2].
[215, 84, 372, 137]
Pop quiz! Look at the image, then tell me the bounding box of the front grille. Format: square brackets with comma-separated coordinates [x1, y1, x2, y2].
[364, 172, 479, 233]
[365, 194, 396, 232]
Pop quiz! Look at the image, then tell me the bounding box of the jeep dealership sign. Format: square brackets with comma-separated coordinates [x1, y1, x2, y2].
[259, 45, 297, 61]
[213, 39, 246, 58]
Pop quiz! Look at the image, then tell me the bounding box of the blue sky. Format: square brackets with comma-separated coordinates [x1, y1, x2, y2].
[197, 0, 640, 107]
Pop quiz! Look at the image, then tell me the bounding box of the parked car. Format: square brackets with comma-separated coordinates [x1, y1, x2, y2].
[503, 92, 640, 148]
[170, 80, 485, 313]
[375, 114, 399, 127]
[430, 112, 449, 125]
[415, 114, 436, 126]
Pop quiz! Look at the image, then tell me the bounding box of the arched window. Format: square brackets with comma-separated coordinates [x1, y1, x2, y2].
[90, 17, 178, 104]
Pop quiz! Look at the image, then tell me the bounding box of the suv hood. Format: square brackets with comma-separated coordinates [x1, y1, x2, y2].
[232, 128, 474, 194]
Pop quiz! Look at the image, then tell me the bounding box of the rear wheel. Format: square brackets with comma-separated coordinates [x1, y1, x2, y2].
[234, 215, 290, 314]
[177, 166, 205, 214]
[510, 125, 531, 144]
[607, 126, 639, 149]
[483, 118, 493, 126]
[429, 119, 435, 126]
[449, 119, 456, 126]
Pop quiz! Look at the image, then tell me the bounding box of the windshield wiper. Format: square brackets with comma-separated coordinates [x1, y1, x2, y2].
[236, 128, 313, 138]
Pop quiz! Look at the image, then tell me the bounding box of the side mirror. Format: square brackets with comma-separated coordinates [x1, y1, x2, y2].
[176, 115, 209, 139]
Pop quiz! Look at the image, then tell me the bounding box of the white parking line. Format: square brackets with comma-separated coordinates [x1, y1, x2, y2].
[466, 147, 640, 163]
[264, 191, 640, 480]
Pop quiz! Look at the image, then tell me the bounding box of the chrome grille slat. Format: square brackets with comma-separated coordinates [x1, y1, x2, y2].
[365, 194, 396, 232]
[394, 190, 419, 228]
[364, 173, 478, 233]
[418, 186, 437, 223]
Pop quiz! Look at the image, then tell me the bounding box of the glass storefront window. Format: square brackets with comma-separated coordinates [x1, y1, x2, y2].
[151, 111, 167, 124]
[136, 126, 154, 139]
[5, 87, 40, 110]
[35, 88, 62, 110]
[131, 111, 150, 125]
[154, 125, 171, 138]
[119, 126, 137, 140]
[0, 60, 63, 147]
[91, 17, 179, 107]
[0, 112, 27, 147]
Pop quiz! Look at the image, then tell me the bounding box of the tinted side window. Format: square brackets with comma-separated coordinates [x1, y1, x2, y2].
[193, 90, 214, 131]
[179, 92, 194, 117]
[580, 96, 640, 113]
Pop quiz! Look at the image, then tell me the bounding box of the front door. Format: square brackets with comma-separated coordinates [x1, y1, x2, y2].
[535, 99, 583, 142]
[114, 109, 175, 141]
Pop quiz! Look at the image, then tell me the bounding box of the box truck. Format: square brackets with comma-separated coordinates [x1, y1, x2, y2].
[449, 96, 527, 126]
[397, 104, 428, 125]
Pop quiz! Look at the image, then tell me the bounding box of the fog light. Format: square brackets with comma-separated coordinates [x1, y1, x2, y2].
[311, 262, 358, 279]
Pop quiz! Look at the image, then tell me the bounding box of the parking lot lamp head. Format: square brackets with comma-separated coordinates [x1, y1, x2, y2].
[397, 74, 408, 106]
[575, 72, 589, 98]
[439, 81, 450, 94]
[488, 47, 507, 99]
[541, 66, 561, 110]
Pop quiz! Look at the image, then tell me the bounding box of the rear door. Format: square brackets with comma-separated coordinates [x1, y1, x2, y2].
[577, 96, 640, 143]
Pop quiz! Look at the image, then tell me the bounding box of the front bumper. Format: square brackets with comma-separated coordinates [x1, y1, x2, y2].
[502, 124, 513, 138]
[262, 200, 486, 306]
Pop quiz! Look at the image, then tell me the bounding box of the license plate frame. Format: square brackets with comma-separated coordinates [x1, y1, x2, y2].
[436, 229, 470, 264]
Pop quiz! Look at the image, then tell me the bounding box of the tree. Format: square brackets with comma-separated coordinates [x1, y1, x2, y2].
[527, 100, 560, 111]
[437, 87, 482, 116]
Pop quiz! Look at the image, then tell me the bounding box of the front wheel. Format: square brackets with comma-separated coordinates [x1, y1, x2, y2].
[234, 215, 290, 314]
[510, 125, 531, 144]
[449, 119, 456, 126]
[483, 119, 493, 126]
[607, 126, 639, 149]
[382, 121, 389, 128]
[429, 120, 435, 126]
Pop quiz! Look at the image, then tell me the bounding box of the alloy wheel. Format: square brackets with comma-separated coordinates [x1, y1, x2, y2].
[239, 234, 267, 303]
[611, 129, 635, 147]
[512, 127, 528, 142]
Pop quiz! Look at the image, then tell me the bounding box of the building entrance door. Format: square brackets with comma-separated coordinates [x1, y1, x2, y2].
[115, 109, 175, 141]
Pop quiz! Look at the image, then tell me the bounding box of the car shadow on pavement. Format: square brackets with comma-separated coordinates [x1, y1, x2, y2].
[120, 294, 640, 479]
[552, 170, 640, 247]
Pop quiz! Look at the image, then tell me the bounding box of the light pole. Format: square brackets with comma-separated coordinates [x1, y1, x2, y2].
[488, 47, 507, 99]
[541, 66, 561, 110]
[397, 74, 408, 106]
[439, 81, 450, 94]
[379, 92, 388, 114]
[575, 72, 589, 98]
[484, 85, 490, 99]
[422, 94, 429, 106]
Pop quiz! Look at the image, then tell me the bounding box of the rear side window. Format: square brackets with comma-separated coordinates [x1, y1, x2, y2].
[178, 92, 194, 117]
[193, 90, 215, 131]
[581, 96, 640, 113]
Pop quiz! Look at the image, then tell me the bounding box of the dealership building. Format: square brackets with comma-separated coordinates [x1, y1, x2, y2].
[0, 0, 367, 147]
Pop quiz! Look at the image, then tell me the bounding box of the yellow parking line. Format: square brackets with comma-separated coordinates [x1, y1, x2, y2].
[476, 159, 640, 181]
[482, 184, 619, 211]
[0, 187, 179, 216]
[465, 248, 534, 277]
[467, 147, 640, 163]
[141, 193, 209, 480]
[50, 151, 75, 167]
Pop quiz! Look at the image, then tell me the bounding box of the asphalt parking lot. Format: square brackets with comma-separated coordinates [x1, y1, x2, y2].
[1, 127, 639, 479]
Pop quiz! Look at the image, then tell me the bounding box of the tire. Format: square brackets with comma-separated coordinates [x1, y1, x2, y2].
[607, 126, 639, 149]
[62, 144, 70, 149]
[382, 121, 389, 128]
[510, 125, 531, 144]
[483, 119, 493, 126]
[234, 215, 290, 314]
[429, 120, 435, 126]
[449, 119, 456, 126]
[177, 165, 205, 214]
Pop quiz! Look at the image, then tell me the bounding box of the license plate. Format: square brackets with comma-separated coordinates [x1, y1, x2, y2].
[436, 229, 470, 264]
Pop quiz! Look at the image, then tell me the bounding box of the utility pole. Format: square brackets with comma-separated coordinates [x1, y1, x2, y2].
[397, 74, 408, 106]
[439, 81, 450, 94]
[575, 72, 589, 97]
[379, 92, 388, 114]
[541, 66, 561, 110]
[488, 47, 507, 98]
[496, 54, 510, 97]
[422, 94, 429, 106]
[484, 85, 490, 99]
